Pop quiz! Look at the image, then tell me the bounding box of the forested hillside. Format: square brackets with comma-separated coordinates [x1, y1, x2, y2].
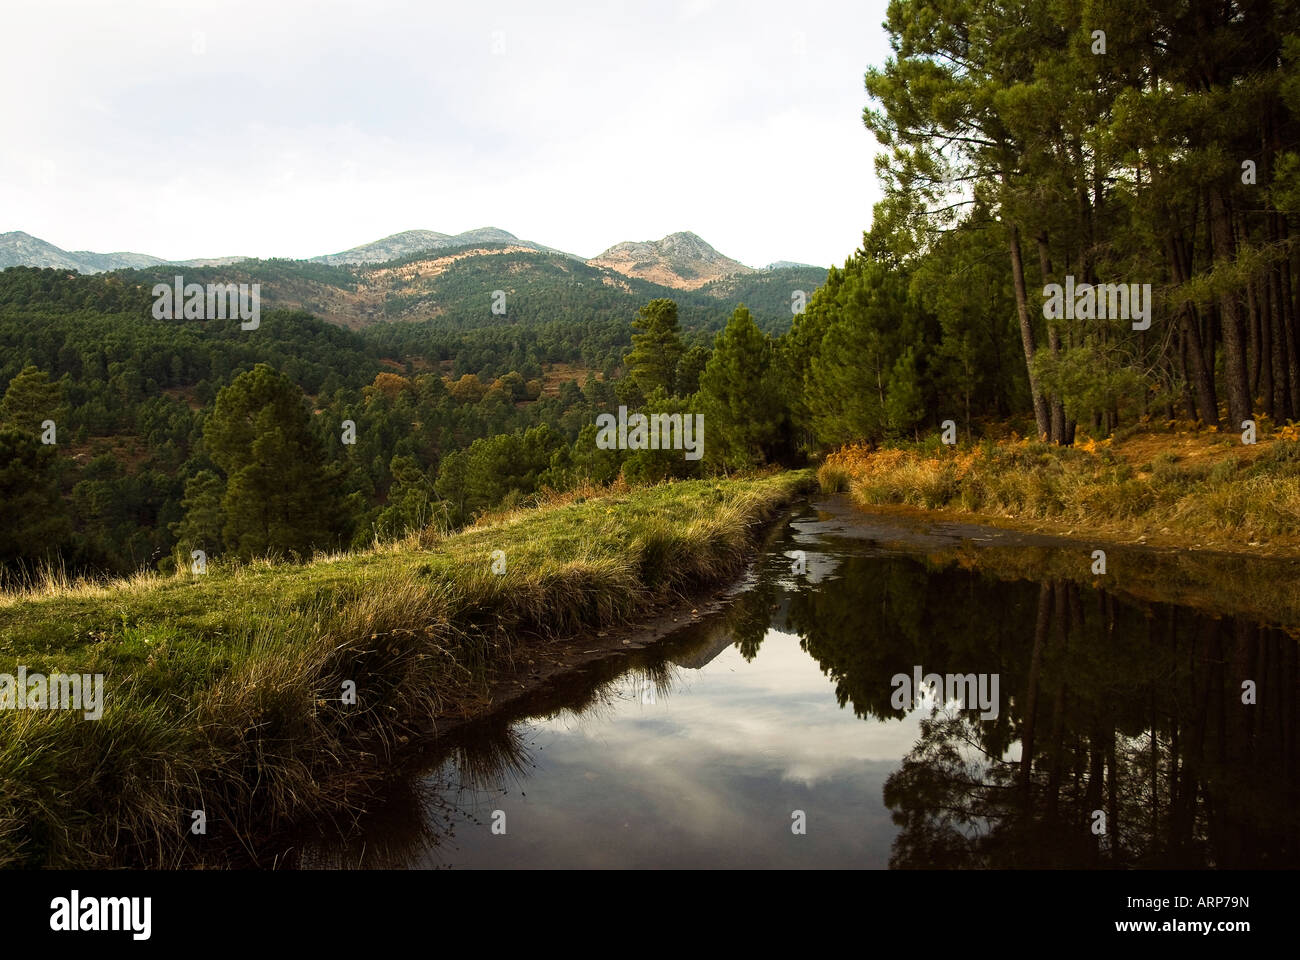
[1, 0, 1295, 586]
[0, 260, 818, 577]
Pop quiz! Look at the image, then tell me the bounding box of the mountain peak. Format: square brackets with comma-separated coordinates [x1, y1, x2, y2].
[588, 231, 754, 290]
[309, 227, 558, 266]
[0, 227, 810, 282]
[0, 231, 168, 273]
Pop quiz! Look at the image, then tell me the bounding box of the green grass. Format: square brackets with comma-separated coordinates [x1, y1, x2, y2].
[0, 470, 813, 868]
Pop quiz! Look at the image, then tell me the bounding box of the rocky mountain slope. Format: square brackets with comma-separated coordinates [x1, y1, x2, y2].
[0, 231, 168, 273]
[587, 231, 755, 290]
[308, 228, 578, 266]
[2, 228, 822, 317]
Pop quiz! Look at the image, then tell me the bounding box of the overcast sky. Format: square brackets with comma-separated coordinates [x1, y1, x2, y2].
[0, 0, 890, 268]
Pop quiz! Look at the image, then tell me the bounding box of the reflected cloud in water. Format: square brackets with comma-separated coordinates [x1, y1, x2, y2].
[290, 498, 1300, 869]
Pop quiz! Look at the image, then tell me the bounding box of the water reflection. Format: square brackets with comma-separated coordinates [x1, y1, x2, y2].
[289, 497, 1299, 869]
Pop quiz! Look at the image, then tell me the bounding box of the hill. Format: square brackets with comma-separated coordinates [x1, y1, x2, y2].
[588, 231, 755, 290]
[0, 231, 168, 274]
[117, 243, 827, 338]
[308, 227, 579, 266]
[1, 229, 823, 317]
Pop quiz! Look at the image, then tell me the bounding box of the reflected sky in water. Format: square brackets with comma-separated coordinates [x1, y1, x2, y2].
[417, 629, 923, 868]
[297, 496, 1300, 870]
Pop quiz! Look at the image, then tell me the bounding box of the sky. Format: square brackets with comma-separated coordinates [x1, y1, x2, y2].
[0, 0, 891, 268]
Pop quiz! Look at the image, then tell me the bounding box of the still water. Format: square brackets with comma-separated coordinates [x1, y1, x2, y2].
[297, 495, 1300, 869]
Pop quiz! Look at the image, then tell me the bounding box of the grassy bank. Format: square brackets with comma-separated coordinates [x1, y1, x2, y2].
[0, 470, 813, 868]
[818, 424, 1300, 555]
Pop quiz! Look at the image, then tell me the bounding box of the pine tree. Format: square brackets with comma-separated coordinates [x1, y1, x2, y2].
[625, 299, 686, 397]
[566, 422, 622, 485]
[374, 455, 440, 539]
[204, 364, 342, 559]
[805, 262, 933, 445]
[169, 469, 225, 554]
[0, 365, 65, 437]
[675, 344, 711, 397]
[698, 305, 784, 469]
[0, 429, 71, 567]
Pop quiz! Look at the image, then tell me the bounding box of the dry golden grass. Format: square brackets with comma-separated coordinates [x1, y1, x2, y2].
[818, 425, 1300, 552]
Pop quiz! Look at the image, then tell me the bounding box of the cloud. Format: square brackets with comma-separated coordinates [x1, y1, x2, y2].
[0, 0, 887, 266]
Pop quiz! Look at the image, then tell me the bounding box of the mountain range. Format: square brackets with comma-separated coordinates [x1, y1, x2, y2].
[0, 231, 260, 274]
[309, 228, 580, 266]
[0, 228, 817, 293]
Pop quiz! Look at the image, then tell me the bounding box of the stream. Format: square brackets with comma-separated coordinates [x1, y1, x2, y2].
[289, 495, 1300, 869]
